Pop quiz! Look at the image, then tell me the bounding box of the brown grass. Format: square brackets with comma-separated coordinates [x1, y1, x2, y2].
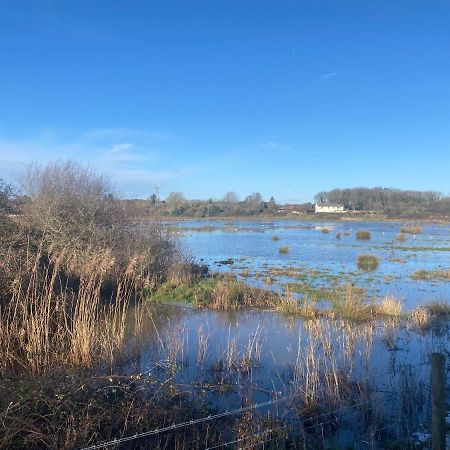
[400, 225, 423, 234]
[356, 230, 371, 240]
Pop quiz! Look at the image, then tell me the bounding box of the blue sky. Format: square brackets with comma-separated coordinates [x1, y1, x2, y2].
[1, 0, 449, 202]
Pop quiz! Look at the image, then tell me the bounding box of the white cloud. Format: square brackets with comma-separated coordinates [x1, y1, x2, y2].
[319, 72, 338, 80]
[83, 127, 172, 141]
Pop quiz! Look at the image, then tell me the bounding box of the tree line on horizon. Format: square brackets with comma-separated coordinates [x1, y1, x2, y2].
[314, 187, 450, 218]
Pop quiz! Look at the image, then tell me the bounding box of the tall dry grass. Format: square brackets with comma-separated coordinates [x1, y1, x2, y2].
[0, 162, 185, 376]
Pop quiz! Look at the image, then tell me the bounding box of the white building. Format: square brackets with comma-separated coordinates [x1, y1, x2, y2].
[315, 203, 346, 214]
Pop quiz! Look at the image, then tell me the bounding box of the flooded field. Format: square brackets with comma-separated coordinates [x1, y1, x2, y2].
[173, 219, 450, 309]
[110, 218, 450, 448]
[126, 302, 449, 449]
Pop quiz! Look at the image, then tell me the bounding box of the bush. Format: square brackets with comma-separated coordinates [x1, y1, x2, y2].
[0, 161, 187, 376]
[356, 230, 371, 240]
[357, 254, 379, 271]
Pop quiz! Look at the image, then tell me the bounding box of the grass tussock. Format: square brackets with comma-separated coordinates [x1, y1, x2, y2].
[331, 283, 373, 321]
[411, 269, 450, 281]
[356, 230, 371, 240]
[377, 296, 402, 317]
[271, 235, 280, 241]
[396, 233, 407, 242]
[357, 254, 379, 272]
[400, 225, 423, 234]
[426, 300, 450, 316]
[276, 294, 318, 318]
[278, 245, 290, 254]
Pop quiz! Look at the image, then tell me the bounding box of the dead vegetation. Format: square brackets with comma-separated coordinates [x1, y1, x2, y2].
[0, 162, 187, 376]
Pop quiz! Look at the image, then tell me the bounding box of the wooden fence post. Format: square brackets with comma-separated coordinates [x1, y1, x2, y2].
[430, 352, 446, 450]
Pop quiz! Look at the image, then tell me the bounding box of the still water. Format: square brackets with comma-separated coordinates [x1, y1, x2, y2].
[173, 219, 450, 309]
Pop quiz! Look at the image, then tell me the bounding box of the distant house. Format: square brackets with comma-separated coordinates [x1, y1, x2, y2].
[315, 203, 346, 214]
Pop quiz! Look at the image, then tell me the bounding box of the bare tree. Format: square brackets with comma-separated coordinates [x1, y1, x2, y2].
[166, 191, 186, 205]
[223, 191, 239, 204]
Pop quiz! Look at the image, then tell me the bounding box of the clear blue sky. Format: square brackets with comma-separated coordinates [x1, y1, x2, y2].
[1, 0, 449, 202]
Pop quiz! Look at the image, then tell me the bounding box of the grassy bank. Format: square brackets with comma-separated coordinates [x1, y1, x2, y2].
[147, 274, 450, 324]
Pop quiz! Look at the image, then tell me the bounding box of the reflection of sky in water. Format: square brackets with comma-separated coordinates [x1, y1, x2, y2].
[133, 305, 449, 445]
[171, 220, 450, 309]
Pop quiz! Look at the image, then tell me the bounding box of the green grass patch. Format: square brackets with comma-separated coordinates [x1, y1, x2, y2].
[357, 254, 379, 272]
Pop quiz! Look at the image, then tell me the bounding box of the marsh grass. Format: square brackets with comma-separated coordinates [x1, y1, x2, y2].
[331, 284, 373, 321]
[400, 225, 423, 234]
[426, 300, 450, 316]
[356, 230, 371, 240]
[396, 233, 407, 242]
[278, 245, 290, 254]
[149, 276, 281, 310]
[0, 161, 186, 376]
[377, 296, 402, 317]
[272, 235, 280, 241]
[411, 269, 450, 281]
[357, 254, 379, 272]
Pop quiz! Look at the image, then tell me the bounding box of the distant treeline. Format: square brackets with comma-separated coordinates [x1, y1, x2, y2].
[315, 188, 450, 218]
[124, 191, 279, 218]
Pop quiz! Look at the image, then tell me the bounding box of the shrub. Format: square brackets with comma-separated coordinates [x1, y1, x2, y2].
[356, 230, 371, 240]
[0, 161, 186, 376]
[278, 246, 289, 254]
[357, 254, 379, 271]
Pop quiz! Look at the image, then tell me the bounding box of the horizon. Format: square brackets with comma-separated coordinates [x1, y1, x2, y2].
[1, 1, 450, 202]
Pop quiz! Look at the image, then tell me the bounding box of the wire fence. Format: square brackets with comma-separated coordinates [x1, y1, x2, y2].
[79, 358, 446, 450]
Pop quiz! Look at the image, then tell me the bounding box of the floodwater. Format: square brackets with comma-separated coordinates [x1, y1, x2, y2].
[172, 219, 450, 309]
[129, 303, 449, 448]
[128, 219, 450, 447]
